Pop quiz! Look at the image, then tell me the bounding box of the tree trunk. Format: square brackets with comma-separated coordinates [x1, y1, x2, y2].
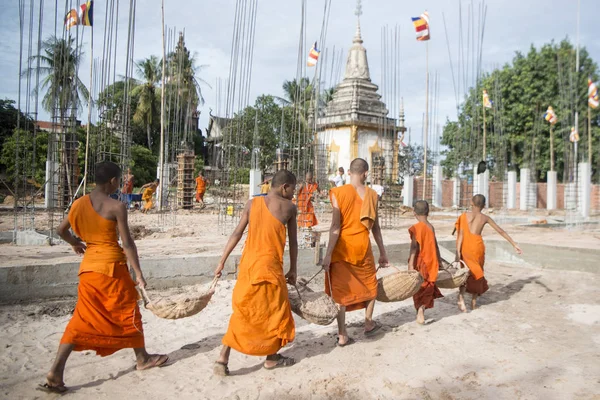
[147, 123, 152, 149]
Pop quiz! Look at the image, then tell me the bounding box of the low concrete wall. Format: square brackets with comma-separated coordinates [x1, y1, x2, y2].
[1, 241, 598, 303]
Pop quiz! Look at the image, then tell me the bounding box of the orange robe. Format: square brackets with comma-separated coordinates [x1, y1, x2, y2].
[455, 213, 489, 295]
[222, 197, 295, 355]
[60, 195, 144, 356]
[296, 182, 318, 228]
[195, 177, 206, 202]
[142, 186, 155, 210]
[409, 222, 443, 310]
[122, 176, 134, 194]
[325, 185, 378, 312]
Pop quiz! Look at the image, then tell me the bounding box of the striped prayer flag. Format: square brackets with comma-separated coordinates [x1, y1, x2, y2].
[411, 12, 430, 41]
[307, 42, 320, 67]
[79, 1, 93, 27]
[569, 127, 579, 143]
[589, 77, 599, 109]
[64, 9, 79, 30]
[543, 106, 558, 125]
[482, 90, 493, 109]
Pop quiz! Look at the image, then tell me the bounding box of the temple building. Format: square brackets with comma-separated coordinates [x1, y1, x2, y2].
[316, 14, 402, 185]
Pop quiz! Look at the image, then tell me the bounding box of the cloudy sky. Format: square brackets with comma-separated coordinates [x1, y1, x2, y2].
[0, 0, 598, 147]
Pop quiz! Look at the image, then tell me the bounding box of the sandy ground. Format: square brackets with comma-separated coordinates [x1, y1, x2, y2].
[1, 262, 599, 399]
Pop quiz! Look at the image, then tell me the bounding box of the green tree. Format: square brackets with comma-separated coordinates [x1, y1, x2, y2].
[131, 56, 161, 150]
[0, 129, 48, 185]
[130, 144, 157, 186]
[0, 99, 34, 171]
[441, 39, 599, 182]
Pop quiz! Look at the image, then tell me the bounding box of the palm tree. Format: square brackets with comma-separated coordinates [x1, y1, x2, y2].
[277, 78, 313, 108]
[26, 35, 89, 206]
[321, 87, 336, 108]
[131, 56, 161, 149]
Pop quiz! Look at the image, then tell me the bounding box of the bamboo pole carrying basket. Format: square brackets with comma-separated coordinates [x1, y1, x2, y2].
[140, 277, 219, 320]
[376, 266, 423, 302]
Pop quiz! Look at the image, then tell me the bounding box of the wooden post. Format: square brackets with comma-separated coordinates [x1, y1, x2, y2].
[83, 24, 93, 194]
[588, 105, 592, 165]
[550, 124, 554, 171]
[158, 0, 166, 211]
[482, 101, 486, 160]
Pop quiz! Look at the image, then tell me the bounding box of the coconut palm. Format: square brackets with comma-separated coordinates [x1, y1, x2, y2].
[277, 78, 313, 109]
[27, 35, 89, 119]
[131, 56, 161, 149]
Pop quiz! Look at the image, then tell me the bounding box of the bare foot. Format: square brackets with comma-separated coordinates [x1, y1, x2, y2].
[416, 307, 425, 325]
[264, 354, 295, 370]
[336, 334, 351, 346]
[471, 298, 478, 310]
[45, 372, 64, 389]
[458, 299, 467, 313]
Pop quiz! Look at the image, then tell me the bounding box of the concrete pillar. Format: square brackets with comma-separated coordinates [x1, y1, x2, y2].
[249, 169, 262, 199]
[44, 160, 57, 209]
[579, 162, 591, 218]
[507, 171, 517, 209]
[452, 176, 460, 208]
[520, 168, 530, 211]
[547, 171, 557, 210]
[403, 175, 414, 207]
[432, 164, 443, 208]
[473, 166, 479, 195]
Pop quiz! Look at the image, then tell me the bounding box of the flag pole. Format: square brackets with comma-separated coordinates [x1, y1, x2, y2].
[550, 124, 554, 172]
[482, 100, 486, 160]
[423, 41, 429, 200]
[83, 21, 93, 194]
[588, 104, 592, 164]
[158, 0, 166, 211]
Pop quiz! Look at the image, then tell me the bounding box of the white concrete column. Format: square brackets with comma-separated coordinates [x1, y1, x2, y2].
[579, 162, 591, 218]
[547, 171, 557, 210]
[520, 168, 530, 211]
[452, 176, 460, 208]
[480, 170, 489, 202]
[565, 182, 576, 211]
[473, 166, 480, 195]
[403, 175, 414, 207]
[507, 171, 517, 209]
[432, 164, 443, 208]
[249, 169, 262, 199]
[44, 160, 55, 209]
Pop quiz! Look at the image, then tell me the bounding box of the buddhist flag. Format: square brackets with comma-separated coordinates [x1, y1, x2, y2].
[569, 127, 580, 143]
[79, 1, 93, 26]
[482, 90, 493, 109]
[307, 42, 320, 67]
[589, 77, 599, 109]
[64, 9, 79, 30]
[411, 12, 430, 41]
[543, 106, 558, 125]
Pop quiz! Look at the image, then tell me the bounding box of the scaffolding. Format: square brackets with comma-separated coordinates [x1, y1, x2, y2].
[177, 149, 195, 209]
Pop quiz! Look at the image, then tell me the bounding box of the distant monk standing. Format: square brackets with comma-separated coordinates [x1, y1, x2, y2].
[195, 171, 207, 207]
[296, 171, 319, 228]
[322, 158, 389, 346]
[121, 168, 134, 195]
[214, 170, 298, 375]
[408, 200, 443, 324]
[455, 195, 522, 311]
[39, 162, 167, 394]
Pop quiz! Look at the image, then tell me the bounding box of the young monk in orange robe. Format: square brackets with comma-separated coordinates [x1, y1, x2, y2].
[139, 179, 159, 213]
[195, 171, 207, 206]
[322, 158, 389, 346]
[213, 169, 298, 375]
[455, 194, 522, 311]
[296, 171, 319, 228]
[408, 200, 443, 324]
[39, 162, 167, 394]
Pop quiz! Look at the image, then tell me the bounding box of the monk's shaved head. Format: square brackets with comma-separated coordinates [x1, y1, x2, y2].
[272, 169, 297, 188]
[349, 158, 369, 174]
[95, 161, 121, 184]
[472, 194, 486, 209]
[414, 200, 430, 216]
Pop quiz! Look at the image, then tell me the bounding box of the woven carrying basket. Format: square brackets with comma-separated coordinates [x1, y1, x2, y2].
[288, 274, 338, 326]
[436, 260, 470, 289]
[376, 267, 423, 302]
[140, 277, 218, 320]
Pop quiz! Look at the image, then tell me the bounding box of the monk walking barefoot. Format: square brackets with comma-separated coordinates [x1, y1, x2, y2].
[455, 195, 522, 310]
[39, 162, 167, 394]
[408, 201, 443, 325]
[214, 170, 298, 375]
[322, 158, 389, 346]
[139, 179, 159, 213]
